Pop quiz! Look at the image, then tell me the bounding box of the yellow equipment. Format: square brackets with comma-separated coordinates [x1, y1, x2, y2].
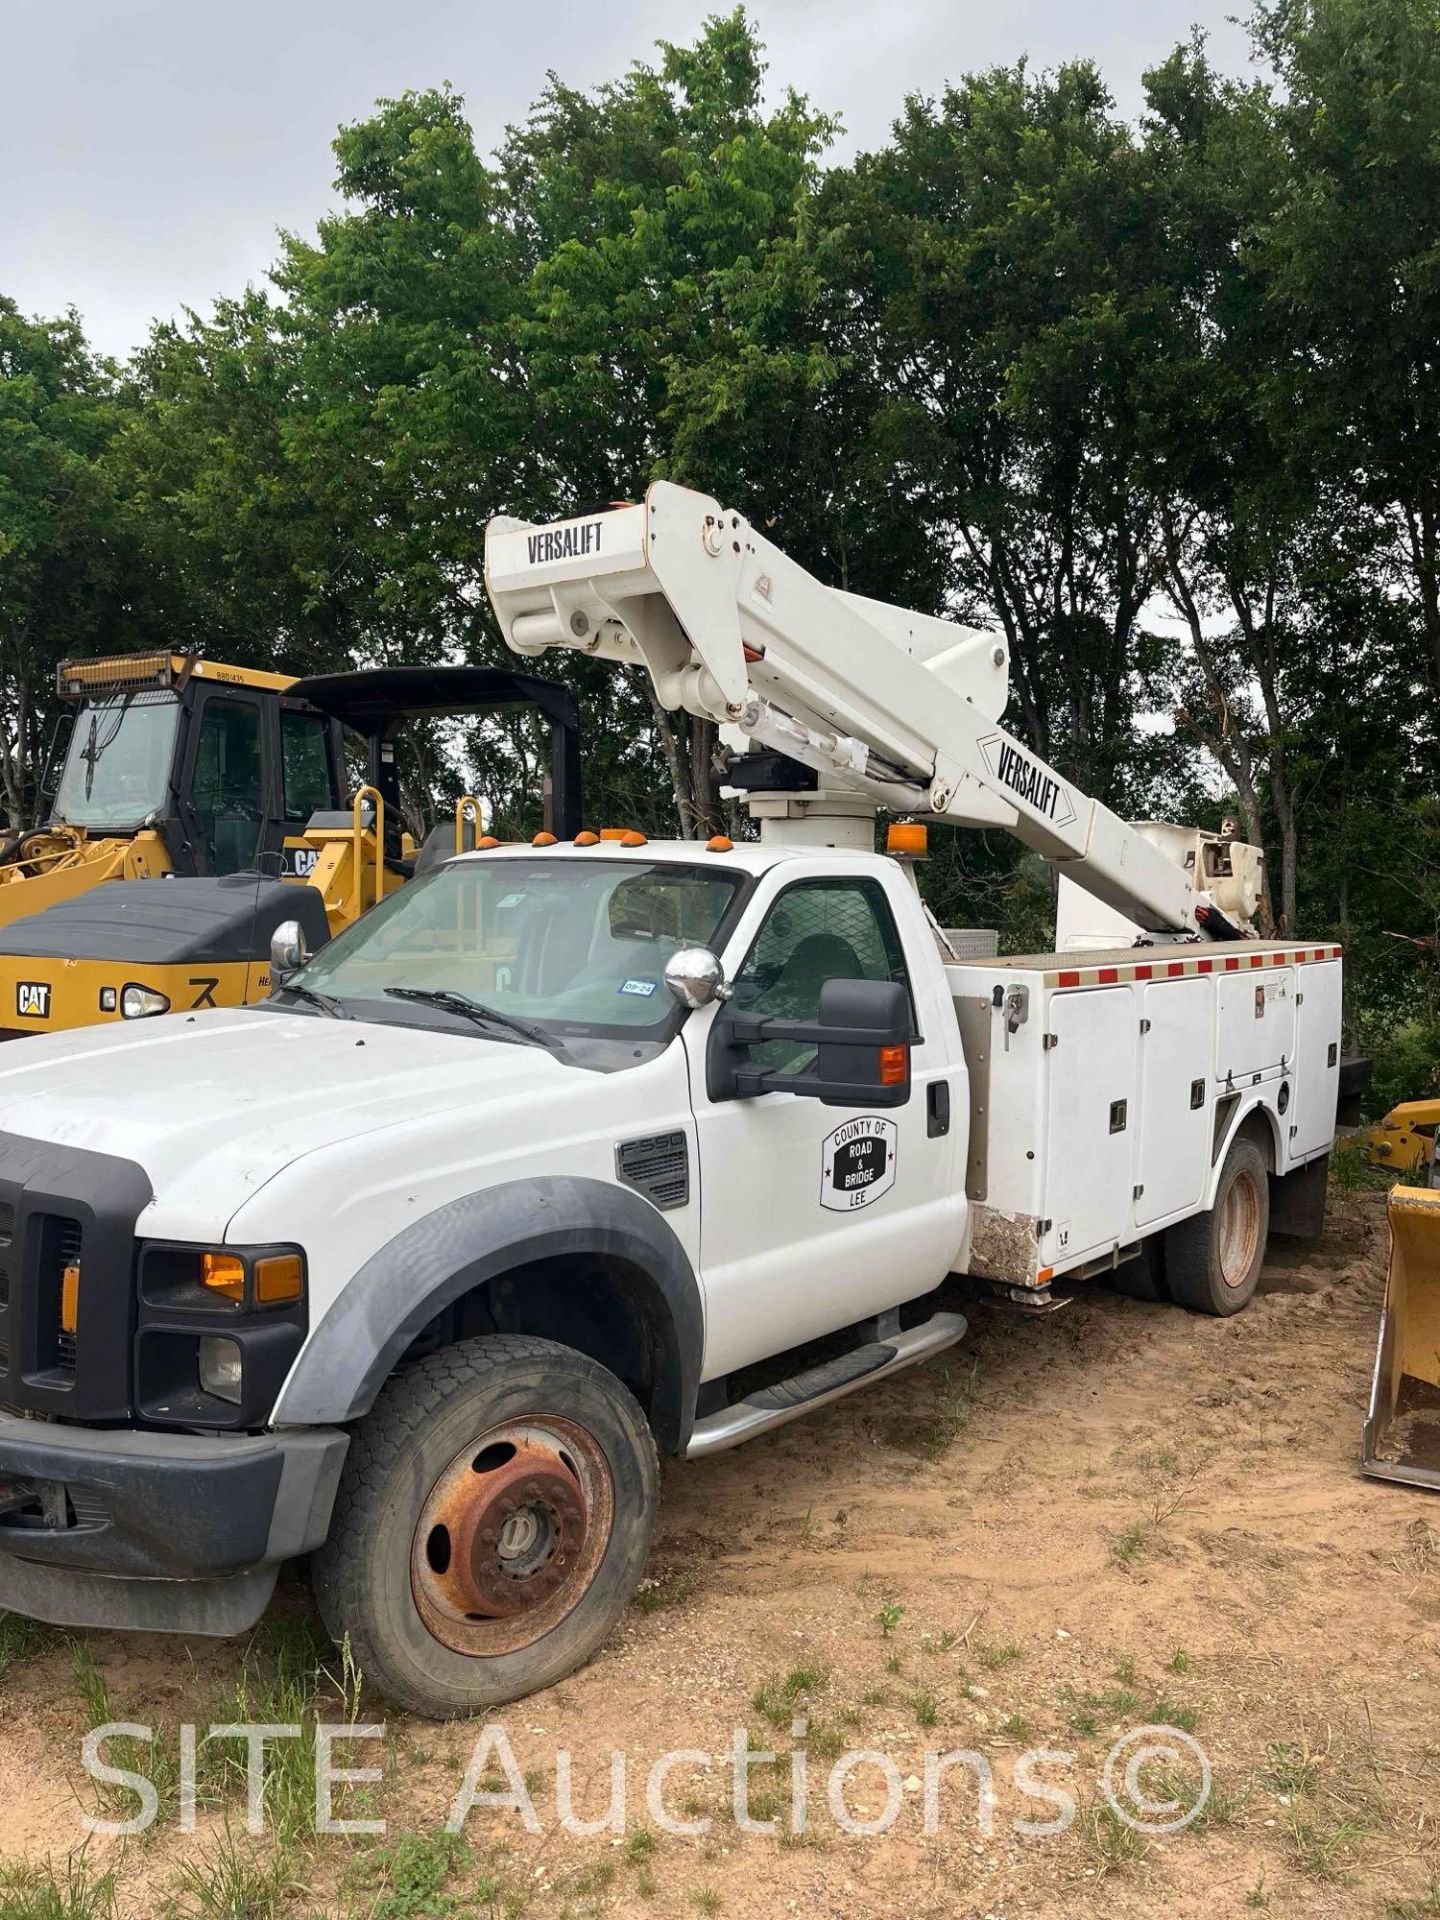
[1366, 1099, 1440, 1176]
[0, 663, 581, 1040]
[1363, 1157, 1440, 1490]
[0, 652, 325, 932]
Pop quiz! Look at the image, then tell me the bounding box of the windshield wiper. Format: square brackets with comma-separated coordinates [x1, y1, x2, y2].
[383, 986, 565, 1054]
[280, 981, 351, 1019]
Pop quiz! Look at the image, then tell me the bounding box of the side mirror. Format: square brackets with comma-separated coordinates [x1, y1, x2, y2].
[270, 919, 309, 980]
[664, 946, 729, 1011]
[708, 976, 912, 1108]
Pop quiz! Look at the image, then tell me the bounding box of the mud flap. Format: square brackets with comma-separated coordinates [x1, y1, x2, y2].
[1363, 1184, 1440, 1489]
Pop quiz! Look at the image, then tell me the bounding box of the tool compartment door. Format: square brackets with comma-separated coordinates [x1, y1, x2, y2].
[1135, 977, 1211, 1228]
[1042, 987, 1137, 1266]
[1290, 959, 1342, 1159]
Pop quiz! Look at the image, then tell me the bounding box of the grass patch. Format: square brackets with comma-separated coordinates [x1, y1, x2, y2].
[0, 1855, 117, 1920]
[0, 1615, 64, 1684]
[1391, 1887, 1440, 1918]
[634, 1571, 699, 1615]
[874, 1600, 904, 1637]
[924, 1360, 981, 1454]
[169, 1826, 297, 1920]
[1149, 1694, 1199, 1733]
[1111, 1522, 1149, 1566]
[1079, 1802, 1149, 1873]
[752, 1664, 826, 1727]
[977, 1642, 1021, 1672]
[910, 1688, 939, 1728]
[75, 1617, 370, 1844]
[1285, 1810, 1366, 1882]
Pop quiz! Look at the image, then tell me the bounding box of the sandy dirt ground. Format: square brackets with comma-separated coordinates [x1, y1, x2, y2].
[2, 1185, 1438, 1918]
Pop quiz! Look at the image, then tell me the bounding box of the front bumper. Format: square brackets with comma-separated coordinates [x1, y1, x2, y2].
[0, 1416, 347, 1636]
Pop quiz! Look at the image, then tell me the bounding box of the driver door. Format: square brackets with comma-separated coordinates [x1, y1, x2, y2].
[181, 691, 267, 875]
[683, 866, 964, 1381]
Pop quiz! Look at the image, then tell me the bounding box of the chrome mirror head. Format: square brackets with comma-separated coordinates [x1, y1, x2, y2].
[270, 919, 309, 979]
[664, 946, 728, 1011]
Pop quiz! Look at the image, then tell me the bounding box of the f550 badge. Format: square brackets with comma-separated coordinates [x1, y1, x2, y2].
[820, 1116, 898, 1211]
[16, 981, 51, 1019]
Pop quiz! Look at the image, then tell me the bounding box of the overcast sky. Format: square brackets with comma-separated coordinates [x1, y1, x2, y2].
[3, 0, 1252, 363]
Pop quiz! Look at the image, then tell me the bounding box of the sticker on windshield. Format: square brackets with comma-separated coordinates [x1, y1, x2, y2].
[820, 1116, 897, 1212]
[619, 978, 657, 997]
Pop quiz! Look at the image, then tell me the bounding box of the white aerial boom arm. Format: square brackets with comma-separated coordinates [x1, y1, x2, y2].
[483, 481, 1229, 938]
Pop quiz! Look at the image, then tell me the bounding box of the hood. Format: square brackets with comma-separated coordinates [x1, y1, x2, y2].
[0, 1007, 566, 1235]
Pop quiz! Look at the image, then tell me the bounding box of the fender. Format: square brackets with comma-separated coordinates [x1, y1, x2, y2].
[272, 1176, 704, 1452]
[1208, 1091, 1285, 1204]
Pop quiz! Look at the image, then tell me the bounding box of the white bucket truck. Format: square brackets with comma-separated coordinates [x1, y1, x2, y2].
[0, 483, 1340, 1714]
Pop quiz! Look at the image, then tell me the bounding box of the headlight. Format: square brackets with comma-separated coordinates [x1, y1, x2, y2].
[121, 983, 171, 1019]
[199, 1335, 243, 1404]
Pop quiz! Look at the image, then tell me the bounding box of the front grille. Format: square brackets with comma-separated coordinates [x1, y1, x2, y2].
[36, 1215, 82, 1382]
[615, 1132, 690, 1211]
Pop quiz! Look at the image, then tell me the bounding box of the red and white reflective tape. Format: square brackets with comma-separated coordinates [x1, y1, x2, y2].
[1048, 945, 1342, 991]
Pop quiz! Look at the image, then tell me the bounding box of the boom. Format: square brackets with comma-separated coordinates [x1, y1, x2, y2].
[484, 481, 1234, 938]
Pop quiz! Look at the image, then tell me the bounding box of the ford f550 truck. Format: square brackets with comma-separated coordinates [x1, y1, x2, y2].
[0, 486, 1341, 1716]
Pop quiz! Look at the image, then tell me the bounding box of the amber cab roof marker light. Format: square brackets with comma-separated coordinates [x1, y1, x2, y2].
[477, 835, 501, 850]
[707, 835, 734, 853]
[532, 831, 558, 847]
[886, 822, 929, 858]
[619, 830, 648, 848]
[574, 830, 600, 846]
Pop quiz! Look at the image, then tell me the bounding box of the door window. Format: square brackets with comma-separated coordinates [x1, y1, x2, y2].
[281, 710, 334, 819]
[191, 699, 263, 873]
[729, 876, 912, 1076]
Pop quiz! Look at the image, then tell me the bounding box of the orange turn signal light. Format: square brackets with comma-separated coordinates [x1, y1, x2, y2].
[878, 1044, 909, 1087]
[255, 1253, 305, 1305]
[201, 1252, 246, 1303]
[61, 1264, 80, 1335]
[886, 822, 928, 857]
[707, 835, 733, 852]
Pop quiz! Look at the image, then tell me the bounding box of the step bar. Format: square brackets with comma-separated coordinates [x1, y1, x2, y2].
[685, 1309, 968, 1458]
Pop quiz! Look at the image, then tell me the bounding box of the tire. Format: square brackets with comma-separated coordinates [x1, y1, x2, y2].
[312, 1333, 660, 1718]
[1164, 1131, 1270, 1316]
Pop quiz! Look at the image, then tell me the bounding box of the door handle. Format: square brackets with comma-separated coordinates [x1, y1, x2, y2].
[927, 1081, 950, 1138]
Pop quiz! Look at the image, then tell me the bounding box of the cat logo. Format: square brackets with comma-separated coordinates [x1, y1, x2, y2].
[16, 981, 51, 1019]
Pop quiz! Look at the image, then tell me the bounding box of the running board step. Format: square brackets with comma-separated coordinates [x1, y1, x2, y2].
[685, 1310, 968, 1458]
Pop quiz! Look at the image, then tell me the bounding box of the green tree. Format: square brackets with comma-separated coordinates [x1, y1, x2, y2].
[1252, 0, 1440, 694]
[0, 300, 158, 827]
[501, 9, 856, 832]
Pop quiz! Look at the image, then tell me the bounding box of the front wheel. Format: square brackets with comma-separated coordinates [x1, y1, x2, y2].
[1164, 1132, 1270, 1316]
[312, 1334, 660, 1717]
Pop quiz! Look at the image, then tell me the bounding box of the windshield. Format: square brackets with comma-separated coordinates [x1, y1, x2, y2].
[52, 692, 179, 829]
[283, 856, 746, 1042]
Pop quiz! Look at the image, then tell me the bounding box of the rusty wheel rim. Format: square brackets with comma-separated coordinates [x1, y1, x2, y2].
[411, 1418, 614, 1658]
[1217, 1167, 1262, 1290]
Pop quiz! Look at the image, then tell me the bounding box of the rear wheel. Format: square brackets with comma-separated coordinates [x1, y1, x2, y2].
[313, 1334, 659, 1717]
[1164, 1132, 1269, 1316]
